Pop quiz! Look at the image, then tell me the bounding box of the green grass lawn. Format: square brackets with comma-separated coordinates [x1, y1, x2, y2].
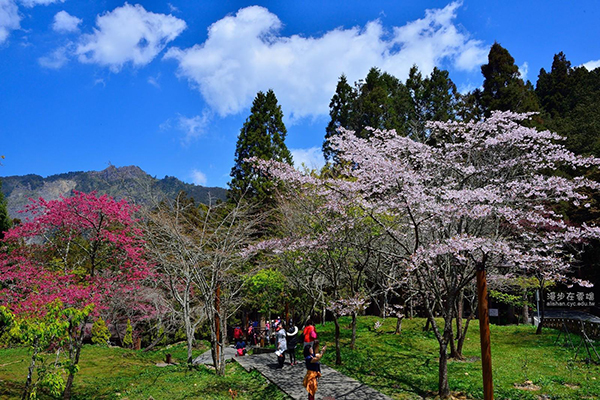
[314, 316, 600, 399]
[0, 342, 287, 400]
[1, 317, 599, 399]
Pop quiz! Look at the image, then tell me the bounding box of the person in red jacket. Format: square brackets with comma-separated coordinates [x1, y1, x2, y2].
[303, 319, 317, 349]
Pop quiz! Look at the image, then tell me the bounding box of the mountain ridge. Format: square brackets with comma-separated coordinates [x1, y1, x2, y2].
[0, 165, 228, 219]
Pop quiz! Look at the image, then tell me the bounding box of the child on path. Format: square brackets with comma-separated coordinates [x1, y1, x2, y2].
[303, 340, 326, 400]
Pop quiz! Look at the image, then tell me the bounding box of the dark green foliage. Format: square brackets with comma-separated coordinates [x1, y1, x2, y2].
[536, 52, 573, 119]
[536, 54, 600, 157]
[481, 42, 539, 116]
[0, 178, 11, 240]
[406, 65, 459, 141]
[324, 66, 461, 161]
[229, 90, 293, 205]
[353, 67, 412, 137]
[456, 88, 485, 122]
[323, 74, 355, 161]
[324, 68, 412, 162]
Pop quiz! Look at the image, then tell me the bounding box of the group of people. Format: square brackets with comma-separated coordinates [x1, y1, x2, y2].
[233, 318, 326, 400]
[275, 318, 326, 400]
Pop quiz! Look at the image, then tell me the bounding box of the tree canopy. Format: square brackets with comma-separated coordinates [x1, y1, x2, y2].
[229, 89, 293, 205]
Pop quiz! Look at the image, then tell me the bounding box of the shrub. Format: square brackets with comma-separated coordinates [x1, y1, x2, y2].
[123, 319, 133, 348]
[91, 317, 110, 346]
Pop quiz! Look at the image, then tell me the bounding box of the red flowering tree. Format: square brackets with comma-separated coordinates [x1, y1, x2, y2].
[0, 191, 151, 399]
[253, 111, 600, 398]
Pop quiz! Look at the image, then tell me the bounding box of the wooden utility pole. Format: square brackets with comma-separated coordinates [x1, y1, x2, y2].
[476, 262, 494, 400]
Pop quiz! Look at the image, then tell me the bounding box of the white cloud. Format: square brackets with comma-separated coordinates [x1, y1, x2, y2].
[167, 3, 179, 13]
[52, 10, 81, 33]
[147, 74, 160, 88]
[582, 59, 600, 71]
[190, 169, 207, 186]
[177, 113, 209, 142]
[161, 111, 211, 143]
[0, 0, 21, 44]
[291, 147, 325, 171]
[38, 44, 70, 68]
[76, 3, 186, 72]
[20, 0, 63, 7]
[519, 62, 529, 81]
[457, 82, 479, 95]
[165, 2, 487, 120]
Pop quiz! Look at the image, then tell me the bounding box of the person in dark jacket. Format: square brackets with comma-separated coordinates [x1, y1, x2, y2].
[286, 319, 299, 365]
[303, 340, 326, 400]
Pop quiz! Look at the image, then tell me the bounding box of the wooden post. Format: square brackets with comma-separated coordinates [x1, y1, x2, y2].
[215, 283, 221, 362]
[476, 263, 494, 400]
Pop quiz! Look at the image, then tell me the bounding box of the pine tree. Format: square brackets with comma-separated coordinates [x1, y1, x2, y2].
[229, 90, 293, 205]
[480, 42, 539, 116]
[536, 52, 573, 119]
[406, 66, 459, 141]
[323, 68, 412, 162]
[323, 74, 354, 161]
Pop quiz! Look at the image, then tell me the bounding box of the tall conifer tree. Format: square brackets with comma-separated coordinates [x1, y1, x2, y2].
[480, 42, 539, 116]
[323, 74, 354, 161]
[229, 90, 292, 205]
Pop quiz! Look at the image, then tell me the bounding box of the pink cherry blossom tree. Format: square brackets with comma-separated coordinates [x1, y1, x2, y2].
[252, 111, 600, 398]
[0, 191, 151, 399]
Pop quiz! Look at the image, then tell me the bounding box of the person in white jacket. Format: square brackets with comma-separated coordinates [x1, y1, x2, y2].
[274, 323, 287, 368]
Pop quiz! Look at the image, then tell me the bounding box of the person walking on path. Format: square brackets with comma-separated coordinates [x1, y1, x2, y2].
[303, 319, 317, 349]
[286, 319, 299, 366]
[303, 340, 326, 400]
[275, 323, 287, 368]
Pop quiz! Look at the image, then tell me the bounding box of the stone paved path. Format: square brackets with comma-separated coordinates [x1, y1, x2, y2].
[192, 346, 240, 365]
[234, 352, 393, 400]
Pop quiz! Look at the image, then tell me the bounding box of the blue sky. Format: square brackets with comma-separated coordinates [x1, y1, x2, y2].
[1, 0, 599, 188]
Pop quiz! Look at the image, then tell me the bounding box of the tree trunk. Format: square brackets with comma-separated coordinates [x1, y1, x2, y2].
[395, 316, 403, 334]
[522, 289, 529, 325]
[63, 318, 87, 400]
[456, 313, 474, 357]
[438, 342, 450, 399]
[423, 318, 431, 332]
[184, 301, 194, 365]
[350, 312, 357, 350]
[22, 342, 38, 400]
[143, 331, 166, 352]
[217, 311, 227, 376]
[536, 286, 545, 335]
[333, 315, 342, 365]
[449, 327, 457, 359]
[451, 291, 466, 360]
